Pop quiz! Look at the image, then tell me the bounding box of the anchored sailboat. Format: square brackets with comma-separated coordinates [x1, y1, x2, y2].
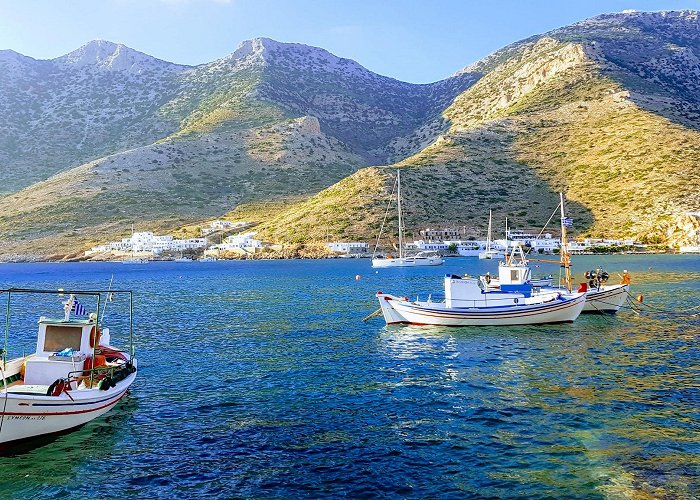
[371, 169, 443, 268]
[478, 209, 503, 260]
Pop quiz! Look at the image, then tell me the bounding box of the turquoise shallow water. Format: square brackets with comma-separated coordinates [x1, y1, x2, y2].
[0, 255, 698, 498]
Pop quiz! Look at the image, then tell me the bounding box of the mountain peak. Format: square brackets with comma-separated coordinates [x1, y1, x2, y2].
[222, 37, 373, 78]
[54, 40, 188, 73]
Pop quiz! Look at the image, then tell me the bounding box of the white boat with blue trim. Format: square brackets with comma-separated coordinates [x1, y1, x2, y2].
[376, 192, 587, 326]
[0, 288, 137, 447]
[376, 274, 585, 326]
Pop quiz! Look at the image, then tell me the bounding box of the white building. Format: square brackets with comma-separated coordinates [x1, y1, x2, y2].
[86, 231, 208, 256]
[413, 240, 449, 252]
[326, 242, 370, 255]
[530, 234, 560, 254]
[214, 232, 263, 252]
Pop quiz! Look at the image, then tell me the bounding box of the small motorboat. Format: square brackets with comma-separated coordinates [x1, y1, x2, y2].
[0, 288, 137, 447]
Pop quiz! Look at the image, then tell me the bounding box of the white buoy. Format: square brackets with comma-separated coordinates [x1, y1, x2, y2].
[355, 275, 361, 281]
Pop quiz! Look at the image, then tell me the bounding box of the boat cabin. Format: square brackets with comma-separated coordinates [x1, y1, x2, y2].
[496, 243, 533, 294]
[23, 317, 110, 387]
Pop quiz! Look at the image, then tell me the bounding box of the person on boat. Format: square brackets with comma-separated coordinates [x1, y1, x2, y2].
[620, 270, 631, 285]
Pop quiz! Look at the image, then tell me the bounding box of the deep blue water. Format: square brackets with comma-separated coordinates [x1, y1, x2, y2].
[0, 256, 698, 498]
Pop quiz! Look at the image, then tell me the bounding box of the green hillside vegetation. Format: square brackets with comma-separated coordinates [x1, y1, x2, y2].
[253, 16, 700, 248]
[2, 12, 700, 259]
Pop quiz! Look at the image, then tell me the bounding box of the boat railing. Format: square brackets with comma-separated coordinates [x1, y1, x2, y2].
[67, 361, 135, 389]
[1, 287, 135, 368]
[414, 292, 560, 308]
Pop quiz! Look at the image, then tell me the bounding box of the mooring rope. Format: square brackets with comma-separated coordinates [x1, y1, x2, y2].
[625, 292, 700, 318]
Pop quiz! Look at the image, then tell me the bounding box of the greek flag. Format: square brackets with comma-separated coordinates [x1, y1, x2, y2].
[562, 217, 574, 227]
[72, 298, 87, 316]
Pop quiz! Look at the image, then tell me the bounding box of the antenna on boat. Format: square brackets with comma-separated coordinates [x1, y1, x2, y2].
[99, 274, 115, 325]
[559, 192, 572, 293]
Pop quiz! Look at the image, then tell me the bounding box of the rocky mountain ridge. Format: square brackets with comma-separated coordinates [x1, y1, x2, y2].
[2, 10, 700, 258]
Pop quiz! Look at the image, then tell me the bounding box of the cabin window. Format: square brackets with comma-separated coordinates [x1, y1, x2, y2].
[511, 270, 519, 281]
[44, 325, 82, 352]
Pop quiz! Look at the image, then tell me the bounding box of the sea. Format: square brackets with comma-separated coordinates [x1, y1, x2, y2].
[0, 255, 698, 498]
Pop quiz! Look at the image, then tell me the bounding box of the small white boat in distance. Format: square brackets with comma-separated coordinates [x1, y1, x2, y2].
[371, 169, 444, 268]
[0, 288, 137, 447]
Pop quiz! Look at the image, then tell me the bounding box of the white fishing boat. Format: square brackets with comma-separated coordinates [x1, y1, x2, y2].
[575, 269, 630, 313]
[371, 169, 444, 268]
[376, 278, 585, 326]
[480, 195, 630, 314]
[478, 210, 503, 260]
[0, 288, 137, 447]
[375, 193, 586, 326]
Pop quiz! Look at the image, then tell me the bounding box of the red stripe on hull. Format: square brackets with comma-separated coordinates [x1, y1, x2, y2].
[1, 390, 128, 417]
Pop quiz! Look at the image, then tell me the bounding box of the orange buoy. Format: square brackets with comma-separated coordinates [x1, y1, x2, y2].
[637, 294, 644, 302]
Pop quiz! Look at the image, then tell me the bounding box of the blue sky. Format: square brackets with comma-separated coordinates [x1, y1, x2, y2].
[0, 0, 697, 83]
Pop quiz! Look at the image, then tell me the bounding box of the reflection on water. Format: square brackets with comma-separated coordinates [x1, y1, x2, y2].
[0, 257, 698, 497]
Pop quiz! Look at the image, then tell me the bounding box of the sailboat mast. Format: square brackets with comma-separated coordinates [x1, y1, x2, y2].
[486, 209, 492, 252]
[397, 169, 403, 259]
[559, 192, 572, 292]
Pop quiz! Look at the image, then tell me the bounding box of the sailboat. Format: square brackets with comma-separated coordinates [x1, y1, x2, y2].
[371, 170, 444, 268]
[478, 210, 504, 260]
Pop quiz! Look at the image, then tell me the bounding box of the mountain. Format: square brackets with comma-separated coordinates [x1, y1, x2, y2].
[249, 10, 700, 248]
[0, 38, 476, 258]
[2, 11, 700, 259]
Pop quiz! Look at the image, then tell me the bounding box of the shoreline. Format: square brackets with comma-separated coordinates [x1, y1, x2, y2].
[0, 249, 687, 264]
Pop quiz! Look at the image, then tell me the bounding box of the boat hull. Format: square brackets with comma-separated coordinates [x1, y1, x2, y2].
[372, 257, 443, 268]
[0, 363, 137, 445]
[376, 292, 586, 326]
[582, 284, 629, 313]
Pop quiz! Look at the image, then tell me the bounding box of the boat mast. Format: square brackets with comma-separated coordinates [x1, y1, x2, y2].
[397, 169, 403, 259]
[559, 192, 572, 292]
[486, 209, 492, 253]
[504, 216, 509, 264]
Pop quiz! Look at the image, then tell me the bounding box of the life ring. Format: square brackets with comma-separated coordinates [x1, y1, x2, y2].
[90, 325, 101, 348]
[514, 298, 519, 304]
[46, 378, 67, 397]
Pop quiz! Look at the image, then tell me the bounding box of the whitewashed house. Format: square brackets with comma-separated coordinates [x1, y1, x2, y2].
[326, 242, 370, 255]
